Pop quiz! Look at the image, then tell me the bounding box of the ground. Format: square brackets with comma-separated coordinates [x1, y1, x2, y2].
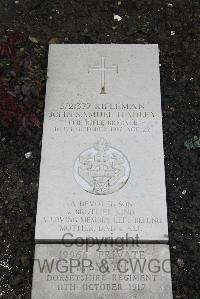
[0, 0, 200, 298]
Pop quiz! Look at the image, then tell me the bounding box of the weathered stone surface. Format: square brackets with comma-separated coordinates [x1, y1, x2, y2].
[32, 244, 173, 299]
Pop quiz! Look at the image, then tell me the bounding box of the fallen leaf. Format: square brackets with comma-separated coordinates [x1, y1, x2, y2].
[49, 37, 60, 44]
[29, 36, 39, 43]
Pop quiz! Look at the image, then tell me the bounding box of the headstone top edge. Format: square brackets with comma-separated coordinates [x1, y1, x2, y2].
[48, 43, 159, 48]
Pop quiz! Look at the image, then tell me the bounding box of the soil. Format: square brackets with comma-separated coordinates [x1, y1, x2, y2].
[0, 0, 200, 298]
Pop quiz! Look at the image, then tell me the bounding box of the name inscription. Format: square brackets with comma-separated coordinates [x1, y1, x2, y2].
[48, 102, 157, 134]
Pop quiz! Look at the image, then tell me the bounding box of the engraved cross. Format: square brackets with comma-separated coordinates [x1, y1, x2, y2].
[88, 56, 118, 94]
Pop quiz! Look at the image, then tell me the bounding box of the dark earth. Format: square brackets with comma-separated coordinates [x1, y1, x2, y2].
[0, 0, 200, 298]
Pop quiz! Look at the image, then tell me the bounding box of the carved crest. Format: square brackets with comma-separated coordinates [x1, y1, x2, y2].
[74, 138, 130, 195]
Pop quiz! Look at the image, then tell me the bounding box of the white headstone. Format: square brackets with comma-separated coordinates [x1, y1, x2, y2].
[35, 44, 168, 242]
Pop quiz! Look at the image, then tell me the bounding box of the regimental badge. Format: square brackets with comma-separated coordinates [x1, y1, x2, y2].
[74, 138, 130, 195]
